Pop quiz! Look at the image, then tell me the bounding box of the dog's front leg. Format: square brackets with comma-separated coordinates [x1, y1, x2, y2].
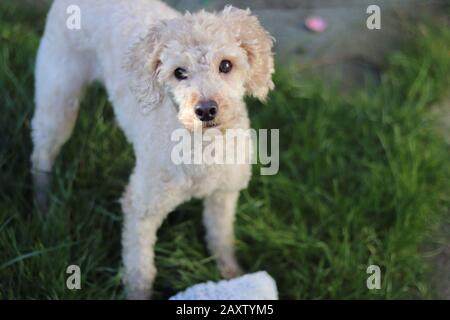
[121, 181, 185, 300]
[121, 211, 163, 300]
[203, 190, 242, 279]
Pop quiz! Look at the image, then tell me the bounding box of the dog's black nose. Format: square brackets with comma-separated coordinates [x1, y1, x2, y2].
[195, 100, 218, 122]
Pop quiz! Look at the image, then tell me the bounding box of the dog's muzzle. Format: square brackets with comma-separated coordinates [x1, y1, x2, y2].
[195, 100, 218, 122]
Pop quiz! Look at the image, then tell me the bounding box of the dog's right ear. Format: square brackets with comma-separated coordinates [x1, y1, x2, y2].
[125, 23, 166, 114]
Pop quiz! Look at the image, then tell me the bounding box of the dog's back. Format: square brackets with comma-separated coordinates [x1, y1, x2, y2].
[31, 0, 179, 209]
[41, 0, 178, 83]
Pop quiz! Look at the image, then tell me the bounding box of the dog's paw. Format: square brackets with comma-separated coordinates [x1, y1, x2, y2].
[125, 286, 152, 300]
[219, 262, 243, 279]
[32, 170, 51, 215]
[127, 290, 151, 300]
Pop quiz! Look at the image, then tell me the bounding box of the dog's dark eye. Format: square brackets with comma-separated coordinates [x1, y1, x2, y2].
[219, 60, 232, 74]
[174, 67, 188, 80]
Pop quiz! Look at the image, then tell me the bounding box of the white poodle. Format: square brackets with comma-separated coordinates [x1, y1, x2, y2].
[31, 0, 274, 299]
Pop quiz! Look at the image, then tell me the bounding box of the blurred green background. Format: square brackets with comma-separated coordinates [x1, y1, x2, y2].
[0, 0, 450, 299]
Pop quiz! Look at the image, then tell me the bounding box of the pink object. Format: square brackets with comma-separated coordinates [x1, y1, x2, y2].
[305, 16, 328, 33]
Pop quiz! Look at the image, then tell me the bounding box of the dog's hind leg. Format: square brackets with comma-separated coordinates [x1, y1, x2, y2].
[203, 190, 242, 279]
[31, 37, 90, 213]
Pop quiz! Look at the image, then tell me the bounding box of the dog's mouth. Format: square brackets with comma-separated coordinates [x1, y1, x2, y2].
[203, 121, 219, 129]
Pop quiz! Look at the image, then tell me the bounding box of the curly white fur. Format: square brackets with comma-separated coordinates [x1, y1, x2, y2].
[31, 0, 274, 299]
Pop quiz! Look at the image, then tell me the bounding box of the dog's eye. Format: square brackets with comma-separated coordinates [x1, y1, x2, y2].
[219, 60, 232, 74]
[174, 67, 188, 80]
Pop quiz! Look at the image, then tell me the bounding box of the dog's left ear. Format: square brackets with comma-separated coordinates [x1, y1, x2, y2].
[125, 22, 166, 113]
[221, 6, 275, 102]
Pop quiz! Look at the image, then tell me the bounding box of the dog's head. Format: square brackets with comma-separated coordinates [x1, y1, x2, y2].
[126, 6, 275, 131]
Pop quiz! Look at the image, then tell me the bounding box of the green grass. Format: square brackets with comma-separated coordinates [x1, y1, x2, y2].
[1, 2, 450, 299]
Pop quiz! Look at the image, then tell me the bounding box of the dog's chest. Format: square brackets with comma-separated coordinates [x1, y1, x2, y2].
[183, 163, 251, 198]
[174, 130, 253, 198]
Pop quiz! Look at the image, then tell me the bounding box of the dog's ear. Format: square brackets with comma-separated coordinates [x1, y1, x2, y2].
[125, 23, 166, 114]
[221, 6, 275, 102]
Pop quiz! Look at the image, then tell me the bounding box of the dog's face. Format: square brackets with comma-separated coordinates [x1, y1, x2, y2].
[127, 6, 275, 131]
[158, 34, 251, 131]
